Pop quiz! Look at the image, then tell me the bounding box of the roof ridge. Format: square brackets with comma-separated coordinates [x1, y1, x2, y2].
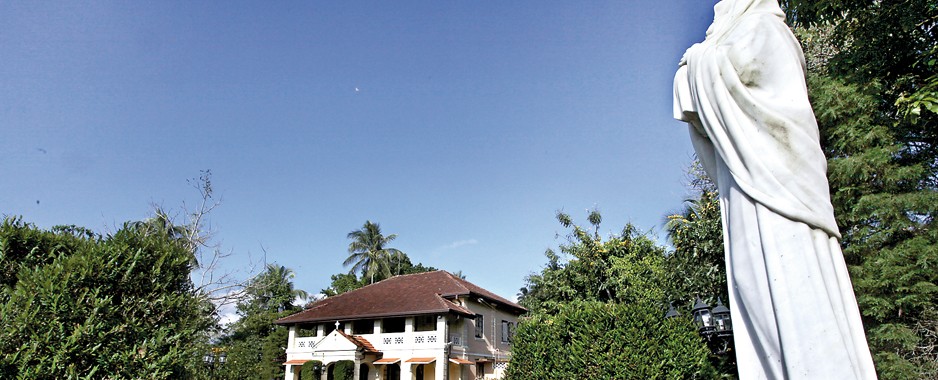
[276, 269, 523, 325]
[301, 270, 442, 310]
[441, 270, 472, 294]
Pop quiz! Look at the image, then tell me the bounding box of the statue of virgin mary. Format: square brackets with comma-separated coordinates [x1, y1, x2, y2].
[673, 0, 878, 378]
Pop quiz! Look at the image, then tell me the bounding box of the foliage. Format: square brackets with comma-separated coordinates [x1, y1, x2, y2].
[300, 360, 322, 380]
[216, 264, 307, 380]
[323, 250, 436, 296]
[663, 166, 727, 312]
[321, 272, 366, 297]
[777, 3, 938, 376]
[518, 212, 668, 314]
[344, 220, 405, 284]
[512, 212, 717, 378]
[330, 360, 354, 380]
[802, 58, 938, 380]
[785, 0, 938, 177]
[0, 217, 212, 379]
[504, 300, 714, 380]
[781, 12, 938, 376]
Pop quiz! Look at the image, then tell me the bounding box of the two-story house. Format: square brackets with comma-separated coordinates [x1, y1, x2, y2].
[275, 270, 526, 380]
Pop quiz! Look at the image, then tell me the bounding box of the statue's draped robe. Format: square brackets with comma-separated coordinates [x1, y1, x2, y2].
[673, 0, 877, 378]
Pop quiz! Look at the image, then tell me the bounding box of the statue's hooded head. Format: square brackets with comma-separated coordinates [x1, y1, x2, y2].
[705, 0, 785, 41]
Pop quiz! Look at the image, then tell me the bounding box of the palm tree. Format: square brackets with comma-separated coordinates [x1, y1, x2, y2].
[344, 221, 405, 284]
[249, 264, 309, 313]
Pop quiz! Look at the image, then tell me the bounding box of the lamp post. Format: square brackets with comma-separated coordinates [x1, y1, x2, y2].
[692, 296, 714, 334]
[203, 349, 227, 379]
[667, 296, 734, 357]
[711, 298, 732, 338]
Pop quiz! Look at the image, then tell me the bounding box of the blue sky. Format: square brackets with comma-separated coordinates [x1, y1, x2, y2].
[1, 1, 715, 304]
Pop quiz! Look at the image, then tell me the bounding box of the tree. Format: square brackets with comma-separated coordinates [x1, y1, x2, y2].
[778, 6, 938, 376]
[519, 211, 668, 314]
[322, 254, 437, 296]
[781, 0, 938, 154]
[804, 72, 938, 380]
[321, 272, 366, 297]
[0, 217, 213, 379]
[131, 170, 264, 317]
[510, 212, 716, 378]
[217, 264, 308, 380]
[663, 165, 727, 313]
[344, 221, 405, 284]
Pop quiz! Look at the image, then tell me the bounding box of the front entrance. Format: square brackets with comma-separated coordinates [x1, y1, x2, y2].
[326, 360, 354, 380]
[359, 363, 369, 380]
[384, 363, 400, 380]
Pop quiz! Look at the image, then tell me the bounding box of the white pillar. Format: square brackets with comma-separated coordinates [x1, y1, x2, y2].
[435, 356, 446, 380]
[436, 316, 446, 347]
[288, 326, 297, 349]
[401, 363, 413, 380]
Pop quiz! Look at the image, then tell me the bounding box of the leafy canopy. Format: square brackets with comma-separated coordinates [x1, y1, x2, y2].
[0, 217, 212, 379]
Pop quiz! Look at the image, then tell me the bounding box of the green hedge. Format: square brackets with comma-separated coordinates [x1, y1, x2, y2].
[0, 218, 210, 379]
[300, 360, 322, 380]
[504, 300, 715, 380]
[331, 360, 354, 380]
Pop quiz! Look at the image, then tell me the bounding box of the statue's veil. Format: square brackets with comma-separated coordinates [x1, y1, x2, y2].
[706, 0, 785, 41]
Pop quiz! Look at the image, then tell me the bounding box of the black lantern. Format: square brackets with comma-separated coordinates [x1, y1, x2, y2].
[203, 352, 215, 366]
[203, 349, 226, 379]
[711, 298, 732, 336]
[692, 296, 714, 333]
[665, 295, 734, 358]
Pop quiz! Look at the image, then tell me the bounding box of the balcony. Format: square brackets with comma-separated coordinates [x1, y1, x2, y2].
[293, 336, 323, 350]
[288, 331, 446, 354]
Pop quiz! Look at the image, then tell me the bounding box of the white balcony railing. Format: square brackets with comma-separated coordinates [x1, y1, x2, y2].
[289, 331, 445, 354]
[293, 336, 322, 350]
[371, 332, 440, 349]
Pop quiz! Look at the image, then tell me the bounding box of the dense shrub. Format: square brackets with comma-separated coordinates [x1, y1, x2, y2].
[331, 360, 355, 380]
[0, 218, 211, 379]
[504, 300, 714, 380]
[301, 360, 322, 380]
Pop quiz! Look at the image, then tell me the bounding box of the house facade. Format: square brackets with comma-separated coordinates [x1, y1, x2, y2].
[275, 271, 526, 380]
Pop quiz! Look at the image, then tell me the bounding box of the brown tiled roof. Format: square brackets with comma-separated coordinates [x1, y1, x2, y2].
[276, 270, 526, 325]
[337, 330, 378, 353]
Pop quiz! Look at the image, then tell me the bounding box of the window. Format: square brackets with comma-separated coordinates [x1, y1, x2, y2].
[415, 315, 436, 332]
[475, 315, 484, 338]
[298, 324, 318, 337]
[352, 319, 374, 335]
[501, 320, 510, 343]
[383, 317, 405, 333]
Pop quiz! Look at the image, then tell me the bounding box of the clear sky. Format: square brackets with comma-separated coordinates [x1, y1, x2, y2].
[1, 1, 715, 308]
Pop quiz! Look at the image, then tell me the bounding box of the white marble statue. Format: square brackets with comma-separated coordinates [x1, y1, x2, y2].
[672, 0, 878, 378]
